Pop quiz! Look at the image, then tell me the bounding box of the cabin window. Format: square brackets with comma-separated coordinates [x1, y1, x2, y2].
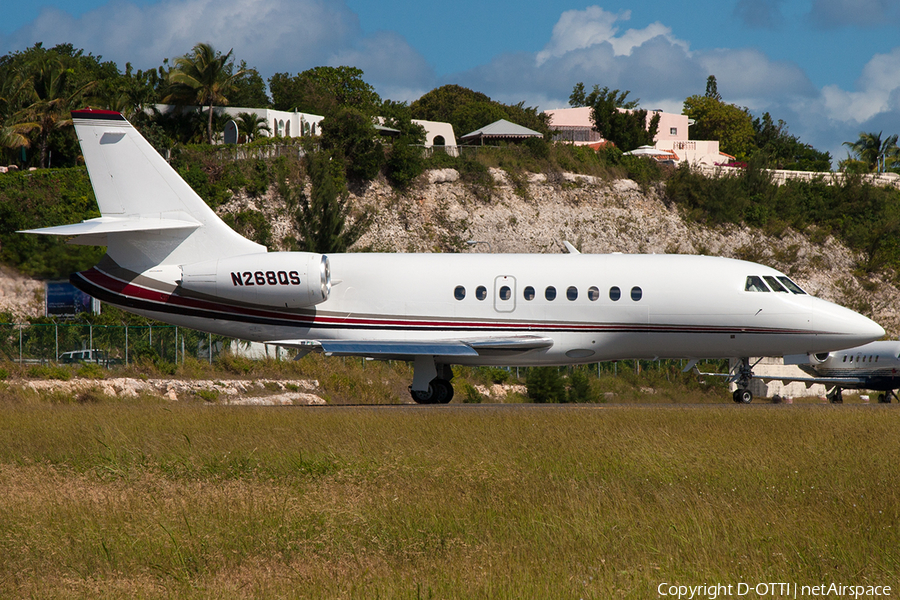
[499, 286, 511, 301]
[523, 286, 535, 300]
[777, 276, 807, 294]
[454, 286, 466, 300]
[631, 286, 643, 301]
[745, 276, 770, 292]
[545, 286, 557, 301]
[588, 286, 600, 301]
[567, 286, 578, 301]
[843, 356, 847, 363]
[609, 286, 621, 301]
[476, 286, 487, 301]
[764, 276, 788, 292]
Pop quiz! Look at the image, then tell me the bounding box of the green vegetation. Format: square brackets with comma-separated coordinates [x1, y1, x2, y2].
[664, 161, 900, 274]
[410, 84, 550, 139]
[0, 397, 896, 597]
[569, 83, 660, 152]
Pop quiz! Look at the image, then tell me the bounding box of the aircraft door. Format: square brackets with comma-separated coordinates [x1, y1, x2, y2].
[494, 275, 516, 312]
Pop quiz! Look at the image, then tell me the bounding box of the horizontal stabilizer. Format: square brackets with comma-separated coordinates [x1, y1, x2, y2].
[19, 216, 201, 245]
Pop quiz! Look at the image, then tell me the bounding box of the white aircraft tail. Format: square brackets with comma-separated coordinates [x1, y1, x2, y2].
[22, 109, 265, 272]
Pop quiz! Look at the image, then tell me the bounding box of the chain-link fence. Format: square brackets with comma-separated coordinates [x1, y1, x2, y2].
[0, 322, 226, 366]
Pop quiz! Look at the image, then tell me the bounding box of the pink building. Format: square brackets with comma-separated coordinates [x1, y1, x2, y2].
[543, 107, 731, 165]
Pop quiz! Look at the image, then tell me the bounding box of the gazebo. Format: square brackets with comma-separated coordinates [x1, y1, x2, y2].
[460, 119, 542, 145]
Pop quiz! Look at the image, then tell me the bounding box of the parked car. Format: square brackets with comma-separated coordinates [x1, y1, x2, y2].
[59, 349, 117, 366]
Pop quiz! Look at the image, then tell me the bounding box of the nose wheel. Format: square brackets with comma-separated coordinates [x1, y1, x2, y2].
[731, 357, 757, 403]
[733, 388, 753, 403]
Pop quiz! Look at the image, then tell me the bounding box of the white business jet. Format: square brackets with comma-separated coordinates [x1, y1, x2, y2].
[770, 341, 900, 403]
[21, 109, 885, 403]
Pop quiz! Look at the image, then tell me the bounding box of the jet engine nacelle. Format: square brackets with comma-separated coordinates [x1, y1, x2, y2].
[180, 252, 330, 308]
[784, 352, 831, 366]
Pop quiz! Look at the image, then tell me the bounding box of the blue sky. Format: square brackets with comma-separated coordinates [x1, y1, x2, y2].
[3, 0, 900, 164]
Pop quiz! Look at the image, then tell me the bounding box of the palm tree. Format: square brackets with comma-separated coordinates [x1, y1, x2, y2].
[843, 131, 900, 172]
[235, 112, 271, 143]
[0, 121, 35, 151]
[20, 54, 96, 167]
[163, 43, 247, 144]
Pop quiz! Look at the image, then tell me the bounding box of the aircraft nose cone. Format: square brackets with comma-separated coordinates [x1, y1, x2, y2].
[813, 299, 884, 346]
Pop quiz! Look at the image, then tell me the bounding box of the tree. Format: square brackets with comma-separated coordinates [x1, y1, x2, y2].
[526, 367, 567, 403]
[411, 84, 550, 139]
[228, 62, 270, 108]
[752, 112, 831, 171]
[842, 131, 899, 172]
[682, 95, 755, 160]
[705, 75, 721, 101]
[290, 150, 373, 253]
[320, 106, 385, 181]
[381, 100, 427, 189]
[571, 83, 658, 151]
[163, 43, 247, 144]
[269, 66, 380, 116]
[569, 82, 640, 110]
[234, 112, 271, 143]
[20, 53, 97, 167]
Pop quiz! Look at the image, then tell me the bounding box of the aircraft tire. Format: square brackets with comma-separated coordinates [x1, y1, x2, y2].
[735, 389, 752, 403]
[409, 378, 454, 404]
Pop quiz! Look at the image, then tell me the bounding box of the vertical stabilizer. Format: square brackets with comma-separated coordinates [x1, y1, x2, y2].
[68, 109, 265, 270]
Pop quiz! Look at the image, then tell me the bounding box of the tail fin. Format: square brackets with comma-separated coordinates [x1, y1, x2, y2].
[22, 109, 265, 272]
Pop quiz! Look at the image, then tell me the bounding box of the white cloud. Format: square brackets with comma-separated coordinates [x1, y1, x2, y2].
[1, 0, 426, 88]
[817, 48, 900, 123]
[535, 6, 688, 67]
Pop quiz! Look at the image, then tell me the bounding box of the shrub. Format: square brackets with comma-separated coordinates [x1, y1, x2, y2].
[526, 367, 566, 403]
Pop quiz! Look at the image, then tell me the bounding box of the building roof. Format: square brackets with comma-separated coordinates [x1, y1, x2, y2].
[460, 119, 542, 142]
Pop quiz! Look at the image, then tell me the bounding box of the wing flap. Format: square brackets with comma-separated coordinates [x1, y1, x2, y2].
[269, 335, 554, 360]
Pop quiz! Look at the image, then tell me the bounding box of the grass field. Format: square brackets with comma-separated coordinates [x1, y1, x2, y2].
[0, 391, 897, 599]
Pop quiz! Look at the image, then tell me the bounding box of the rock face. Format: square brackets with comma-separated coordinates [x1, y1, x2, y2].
[17, 377, 327, 405]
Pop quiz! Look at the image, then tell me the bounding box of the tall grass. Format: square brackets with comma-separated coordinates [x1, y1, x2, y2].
[0, 397, 896, 598]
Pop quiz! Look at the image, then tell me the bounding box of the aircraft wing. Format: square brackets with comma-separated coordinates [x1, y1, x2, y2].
[755, 374, 869, 389]
[269, 335, 554, 361]
[695, 367, 869, 389]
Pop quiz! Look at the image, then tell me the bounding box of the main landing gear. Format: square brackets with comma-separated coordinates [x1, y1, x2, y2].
[827, 387, 844, 404]
[877, 391, 896, 403]
[408, 359, 455, 404]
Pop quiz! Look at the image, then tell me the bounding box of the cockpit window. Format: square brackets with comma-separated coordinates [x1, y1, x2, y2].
[777, 276, 807, 295]
[763, 276, 788, 292]
[745, 276, 770, 292]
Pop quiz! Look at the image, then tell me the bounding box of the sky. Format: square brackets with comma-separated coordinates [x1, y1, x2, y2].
[3, 0, 900, 164]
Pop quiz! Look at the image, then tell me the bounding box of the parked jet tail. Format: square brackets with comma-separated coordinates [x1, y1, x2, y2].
[20, 109, 265, 273]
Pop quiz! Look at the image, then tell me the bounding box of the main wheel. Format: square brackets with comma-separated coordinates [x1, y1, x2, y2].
[409, 378, 454, 404]
[737, 389, 752, 403]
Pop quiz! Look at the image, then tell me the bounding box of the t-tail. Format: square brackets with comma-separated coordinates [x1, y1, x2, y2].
[23, 109, 265, 271]
[21, 109, 330, 322]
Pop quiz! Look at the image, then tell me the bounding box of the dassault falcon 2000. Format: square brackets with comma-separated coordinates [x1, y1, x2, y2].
[768, 340, 900, 403]
[21, 109, 885, 403]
